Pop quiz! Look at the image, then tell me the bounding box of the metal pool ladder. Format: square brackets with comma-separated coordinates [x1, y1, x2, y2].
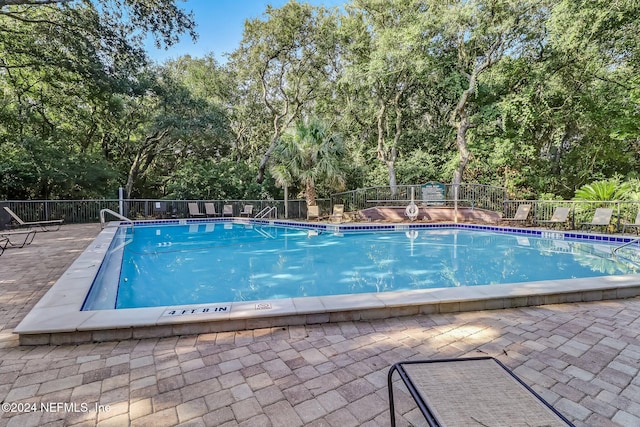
[612, 237, 640, 255]
[255, 206, 277, 219]
[612, 237, 640, 268]
[100, 208, 134, 231]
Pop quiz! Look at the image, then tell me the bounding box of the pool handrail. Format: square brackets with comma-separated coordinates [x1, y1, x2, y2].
[100, 208, 134, 230]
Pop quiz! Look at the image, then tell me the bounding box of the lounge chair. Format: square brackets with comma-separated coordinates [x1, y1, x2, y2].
[580, 207, 613, 232]
[307, 205, 320, 221]
[0, 237, 8, 256]
[3, 207, 63, 231]
[539, 206, 571, 228]
[187, 203, 205, 218]
[1, 229, 36, 248]
[222, 205, 233, 217]
[239, 205, 254, 217]
[204, 203, 219, 217]
[502, 204, 531, 224]
[622, 211, 640, 235]
[329, 204, 344, 223]
[388, 357, 574, 427]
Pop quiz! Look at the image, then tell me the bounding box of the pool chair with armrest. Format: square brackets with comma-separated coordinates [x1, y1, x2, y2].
[3, 207, 63, 231]
[329, 204, 345, 223]
[539, 206, 571, 229]
[307, 205, 320, 221]
[222, 205, 233, 217]
[1, 229, 36, 248]
[188, 202, 205, 218]
[502, 204, 531, 225]
[239, 205, 254, 217]
[580, 208, 613, 232]
[622, 211, 640, 235]
[204, 203, 220, 217]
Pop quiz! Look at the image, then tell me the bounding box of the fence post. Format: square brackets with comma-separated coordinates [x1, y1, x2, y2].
[118, 187, 124, 216]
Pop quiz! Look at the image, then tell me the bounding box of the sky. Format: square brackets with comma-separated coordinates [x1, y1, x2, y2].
[146, 0, 346, 64]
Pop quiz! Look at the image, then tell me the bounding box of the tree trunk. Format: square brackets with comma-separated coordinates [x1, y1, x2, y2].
[305, 178, 317, 207]
[376, 100, 399, 196]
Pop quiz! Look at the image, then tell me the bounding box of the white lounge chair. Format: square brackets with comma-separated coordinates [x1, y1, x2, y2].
[222, 205, 233, 217]
[0, 237, 8, 256]
[580, 208, 613, 232]
[3, 207, 63, 231]
[239, 205, 254, 217]
[623, 211, 640, 235]
[329, 204, 344, 223]
[204, 203, 220, 217]
[539, 207, 570, 228]
[1, 229, 36, 248]
[307, 205, 320, 221]
[502, 204, 531, 224]
[187, 203, 205, 218]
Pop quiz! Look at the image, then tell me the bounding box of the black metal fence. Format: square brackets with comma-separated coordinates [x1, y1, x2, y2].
[331, 183, 507, 213]
[3, 188, 640, 234]
[0, 198, 331, 229]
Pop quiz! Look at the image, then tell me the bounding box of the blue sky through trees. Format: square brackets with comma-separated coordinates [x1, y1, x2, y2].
[146, 0, 345, 63]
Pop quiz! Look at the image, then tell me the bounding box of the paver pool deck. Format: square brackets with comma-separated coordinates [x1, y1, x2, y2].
[0, 224, 639, 426]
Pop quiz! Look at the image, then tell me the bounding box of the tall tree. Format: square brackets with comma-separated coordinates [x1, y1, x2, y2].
[230, 1, 340, 183]
[425, 0, 546, 187]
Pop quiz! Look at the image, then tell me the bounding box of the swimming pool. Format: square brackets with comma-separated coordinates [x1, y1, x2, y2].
[14, 219, 640, 345]
[84, 222, 638, 310]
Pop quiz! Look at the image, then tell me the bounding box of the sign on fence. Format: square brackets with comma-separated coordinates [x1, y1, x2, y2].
[421, 182, 445, 205]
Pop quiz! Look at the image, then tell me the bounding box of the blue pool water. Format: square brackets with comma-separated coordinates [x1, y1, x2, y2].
[83, 222, 639, 310]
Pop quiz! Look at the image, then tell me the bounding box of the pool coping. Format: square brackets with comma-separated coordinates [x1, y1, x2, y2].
[14, 218, 640, 345]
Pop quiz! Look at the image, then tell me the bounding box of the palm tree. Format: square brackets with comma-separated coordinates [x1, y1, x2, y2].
[573, 179, 631, 201]
[270, 118, 346, 207]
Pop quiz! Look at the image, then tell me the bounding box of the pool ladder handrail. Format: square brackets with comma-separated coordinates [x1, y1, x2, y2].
[612, 237, 640, 268]
[612, 237, 640, 255]
[100, 208, 134, 231]
[255, 206, 277, 219]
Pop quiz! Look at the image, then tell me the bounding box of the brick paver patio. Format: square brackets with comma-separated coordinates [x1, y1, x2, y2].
[1, 224, 639, 426]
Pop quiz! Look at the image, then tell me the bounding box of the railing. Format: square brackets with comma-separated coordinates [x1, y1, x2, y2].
[331, 183, 506, 213]
[0, 198, 330, 227]
[255, 206, 277, 219]
[4, 192, 640, 235]
[99, 209, 133, 230]
[503, 200, 640, 232]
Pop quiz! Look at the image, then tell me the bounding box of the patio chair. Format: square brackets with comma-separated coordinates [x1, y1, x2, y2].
[1, 229, 36, 248]
[204, 203, 220, 217]
[0, 237, 8, 256]
[239, 205, 254, 217]
[307, 205, 320, 221]
[502, 204, 531, 224]
[3, 207, 63, 231]
[622, 211, 640, 235]
[187, 203, 205, 218]
[388, 357, 575, 427]
[329, 204, 344, 223]
[580, 208, 613, 232]
[539, 206, 571, 228]
[222, 205, 233, 217]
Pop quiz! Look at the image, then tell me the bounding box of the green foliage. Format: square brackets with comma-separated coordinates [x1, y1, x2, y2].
[573, 179, 632, 201]
[2, 0, 640, 202]
[271, 118, 346, 206]
[165, 159, 277, 200]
